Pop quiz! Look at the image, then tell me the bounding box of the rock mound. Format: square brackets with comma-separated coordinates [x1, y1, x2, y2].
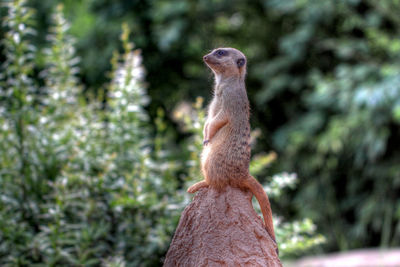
[164, 186, 281, 266]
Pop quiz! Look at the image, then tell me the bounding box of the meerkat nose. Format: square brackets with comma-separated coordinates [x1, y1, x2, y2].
[203, 55, 208, 61]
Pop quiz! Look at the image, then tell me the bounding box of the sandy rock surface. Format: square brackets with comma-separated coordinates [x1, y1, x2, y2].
[164, 186, 281, 266]
[287, 249, 400, 267]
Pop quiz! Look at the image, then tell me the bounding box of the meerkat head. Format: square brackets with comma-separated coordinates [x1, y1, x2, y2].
[203, 47, 247, 80]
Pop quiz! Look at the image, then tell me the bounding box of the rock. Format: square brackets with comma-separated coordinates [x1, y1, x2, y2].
[164, 186, 281, 266]
[287, 249, 400, 267]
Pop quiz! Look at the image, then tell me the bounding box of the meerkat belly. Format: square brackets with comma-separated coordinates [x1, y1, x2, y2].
[201, 126, 251, 190]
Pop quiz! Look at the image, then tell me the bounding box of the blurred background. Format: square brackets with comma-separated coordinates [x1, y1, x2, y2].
[1, 0, 399, 266]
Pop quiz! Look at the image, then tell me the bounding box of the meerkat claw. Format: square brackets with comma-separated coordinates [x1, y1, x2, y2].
[203, 140, 209, 146]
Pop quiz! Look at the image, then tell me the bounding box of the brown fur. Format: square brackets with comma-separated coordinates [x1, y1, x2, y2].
[187, 48, 277, 244]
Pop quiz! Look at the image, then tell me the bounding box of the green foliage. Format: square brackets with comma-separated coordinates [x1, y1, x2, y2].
[0, 2, 180, 266]
[54, 0, 399, 252]
[266, 173, 325, 256]
[265, 0, 400, 250]
[4, 0, 400, 262]
[0, 1, 322, 265]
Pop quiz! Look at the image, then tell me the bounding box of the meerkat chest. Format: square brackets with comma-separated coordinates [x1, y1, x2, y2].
[207, 96, 223, 118]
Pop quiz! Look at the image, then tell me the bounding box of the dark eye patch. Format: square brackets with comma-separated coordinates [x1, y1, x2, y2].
[215, 49, 228, 57]
[237, 58, 246, 68]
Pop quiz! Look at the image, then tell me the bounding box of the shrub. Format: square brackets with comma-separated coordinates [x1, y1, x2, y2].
[0, 1, 322, 265]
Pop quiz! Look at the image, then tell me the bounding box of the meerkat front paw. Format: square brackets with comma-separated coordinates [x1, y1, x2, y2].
[203, 122, 209, 140]
[203, 139, 209, 146]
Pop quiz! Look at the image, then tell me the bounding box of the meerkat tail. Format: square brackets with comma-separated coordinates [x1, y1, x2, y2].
[187, 180, 209, 193]
[243, 175, 276, 243]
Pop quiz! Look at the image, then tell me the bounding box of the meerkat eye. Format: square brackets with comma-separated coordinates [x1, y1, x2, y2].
[215, 50, 226, 57]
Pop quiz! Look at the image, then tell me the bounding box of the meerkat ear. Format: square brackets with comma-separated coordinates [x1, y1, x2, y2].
[237, 58, 246, 68]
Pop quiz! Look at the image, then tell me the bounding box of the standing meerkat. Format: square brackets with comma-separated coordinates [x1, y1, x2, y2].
[187, 47, 277, 244]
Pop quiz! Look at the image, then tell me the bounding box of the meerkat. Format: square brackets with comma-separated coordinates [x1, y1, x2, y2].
[187, 47, 277, 244]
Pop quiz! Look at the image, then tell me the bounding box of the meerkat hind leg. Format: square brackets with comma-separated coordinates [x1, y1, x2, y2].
[187, 180, 209, 193]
